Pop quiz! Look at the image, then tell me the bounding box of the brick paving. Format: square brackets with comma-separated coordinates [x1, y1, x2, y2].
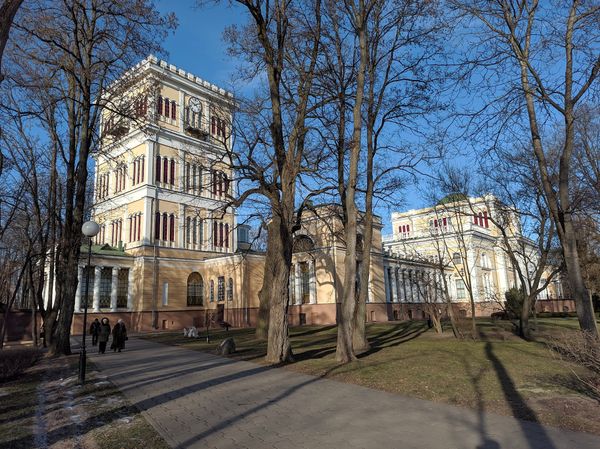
[87, 337, 600, 449]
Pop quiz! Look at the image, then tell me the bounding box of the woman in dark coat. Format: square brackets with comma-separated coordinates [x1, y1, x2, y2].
[90, 318, 100, 346]
[111, 319, 127, 352]
[98, 317, 111, 354]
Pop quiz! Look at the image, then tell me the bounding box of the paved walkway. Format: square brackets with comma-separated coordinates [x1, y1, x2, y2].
[88, 337, 600, 449]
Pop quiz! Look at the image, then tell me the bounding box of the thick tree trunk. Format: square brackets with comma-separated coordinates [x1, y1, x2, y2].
[520, 294, 532, 339]
[255, 288, 270, 340]
[0, 0, 23, 84]
[264, 216, 293, 364]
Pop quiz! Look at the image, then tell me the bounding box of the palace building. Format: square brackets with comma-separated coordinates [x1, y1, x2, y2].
[47, 57, 568, 334]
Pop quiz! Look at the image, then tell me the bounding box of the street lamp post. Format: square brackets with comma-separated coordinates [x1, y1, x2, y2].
[79, 220, 100, 385]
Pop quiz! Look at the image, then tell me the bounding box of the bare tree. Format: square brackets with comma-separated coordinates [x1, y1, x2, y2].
[5, 0, 174, 355]
[451, 0, 600, 337]
[221, 0, 323, 363]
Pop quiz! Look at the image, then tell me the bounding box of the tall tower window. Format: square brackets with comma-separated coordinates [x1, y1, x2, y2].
[155, 212, 161, 240]
[162, 212, 168, 240]
[156, 95, 163, 115]
[170, 160, 175, 185]
[169, 214, 175, 241]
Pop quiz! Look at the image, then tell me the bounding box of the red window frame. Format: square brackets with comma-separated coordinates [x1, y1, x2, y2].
[169, 214, 175, 241]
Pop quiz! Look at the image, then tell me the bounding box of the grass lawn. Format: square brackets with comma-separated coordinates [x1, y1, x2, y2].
[142, 318, 600, 435]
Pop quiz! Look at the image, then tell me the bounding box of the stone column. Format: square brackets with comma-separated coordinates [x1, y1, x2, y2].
[127, 267, 134, 310]
[384, 267, 391, 303]
[93, 266, 102, 312]
[467, 248, 479, 302]
[178, 204, 185, 248]
[308, 259, 317, 304]
[408, 270, 414, 302]
[391, 268, 398, 302]
[494, 249, 508, 296]
[110, 267, 119, 312]
[401, 269, 406, 302]
[294, 262, 302, 305]
[74, 266, 83, 312]
[146, 140, 155, 186]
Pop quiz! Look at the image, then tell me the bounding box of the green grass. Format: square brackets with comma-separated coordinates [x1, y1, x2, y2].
[142, 318, 600, 435]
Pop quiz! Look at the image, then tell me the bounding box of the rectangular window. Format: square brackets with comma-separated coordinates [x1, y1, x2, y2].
[162, 282, 169, 306]
[81, 266, 95, 307]
[301, 262, 310, 304]
[455, 279, 466, 300]
[217, 276, 225, 302]
[99, 268, 112, 308]
[117, 269, 129, 308]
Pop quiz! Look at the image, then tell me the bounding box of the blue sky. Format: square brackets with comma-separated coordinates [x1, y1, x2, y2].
[154, 1, 432, 235]
[155, 1, 245, 92]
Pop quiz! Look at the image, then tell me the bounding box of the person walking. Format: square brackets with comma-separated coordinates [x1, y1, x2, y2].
[98, 317, 111, 354]
[90, 318, 100, 346]
[111, 319, 127, 352]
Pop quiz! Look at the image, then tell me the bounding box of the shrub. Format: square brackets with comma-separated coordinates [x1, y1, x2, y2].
[0, 347, 43, 382]
[548, 331, 600, 400]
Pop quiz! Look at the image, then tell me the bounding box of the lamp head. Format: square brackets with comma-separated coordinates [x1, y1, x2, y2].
[82, 221, 100, 237]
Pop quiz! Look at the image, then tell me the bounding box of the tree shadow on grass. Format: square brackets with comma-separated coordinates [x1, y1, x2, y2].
[357, 322, 429, 358]
[484, 341, 558, 449]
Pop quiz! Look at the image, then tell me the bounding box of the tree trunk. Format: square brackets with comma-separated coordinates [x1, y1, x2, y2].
[520, 294, 533, 340]
[264, 216, 293, 364]
[0, 0, 23, 85]
[255, 288, 270, 340]
[336, 2, 368, 364]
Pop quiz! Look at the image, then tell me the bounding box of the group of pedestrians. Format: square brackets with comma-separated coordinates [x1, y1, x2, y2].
[89, 317, 128, 354]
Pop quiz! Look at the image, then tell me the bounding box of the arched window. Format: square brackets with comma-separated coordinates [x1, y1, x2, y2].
[163, 158, 168, 183]
[155, 156, 161, 181]
[213, 221, 218, 247]
[483, 210, 489, 228]
[170, 160, 175, 185]
[162, 212, 168, 240]
[474, 213, 479, 226]
[219, 222, 224, 247]
[169, 214, 175, 241]
[224, 224, 229, 249]
[154, 212, 160, 240]
[452, 252, 461, 265]
[293, 235, 315, 253]
[139, 157, 144, 183]
[210, 280, 215, 302]
[186, 272, 204, 306]
[171, 101, 176, 120]
[227, 277, 233, 301]
[164, 97, 169, 117]
[156, 96, 163, 115]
